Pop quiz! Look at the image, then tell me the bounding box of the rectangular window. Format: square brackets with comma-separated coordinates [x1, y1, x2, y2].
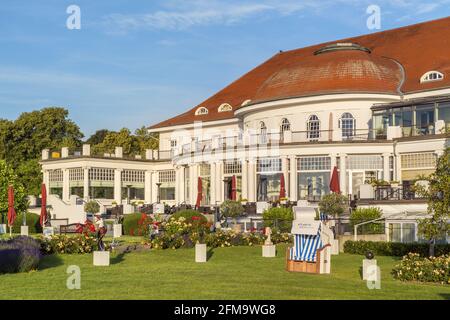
[298, 156, 331, 171]
[401, 153, 436, 169]
[158, 170, 176, 183]
[122, 170, 145, 183]
[69, 168, 83, 181]
[89, 168, 114, 181]
[346, 155, 383, 170]
[257, 158, 282, 173]
[224, 160, 242, 175]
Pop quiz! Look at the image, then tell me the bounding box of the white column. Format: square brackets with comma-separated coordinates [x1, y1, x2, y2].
[289, 155, 298, 202]
[114, 169, 122, 204]
[62, 169, 70, 202]
[190, 165, 198, 204]
[83, 167, 90, 201]
[395, 154, 402, 182]
[241, 160, 248, 200]
[144, 170, 152, 204]
[248, 160, 256, 202]
[339, 153, 347, 195]
[282, 156, 289, 196]
[210, 163, 216, 205]
[216, 162, 224, 203]
[383, 153, 391, 182]
[180, 166, 186, 204]
[151, 171, 158, 203]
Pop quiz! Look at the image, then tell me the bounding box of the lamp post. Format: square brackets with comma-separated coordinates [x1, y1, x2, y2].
[156, 183, 162, 204]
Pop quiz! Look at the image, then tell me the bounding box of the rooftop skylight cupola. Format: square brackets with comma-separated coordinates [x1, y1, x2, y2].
[420, 71, 444, 83]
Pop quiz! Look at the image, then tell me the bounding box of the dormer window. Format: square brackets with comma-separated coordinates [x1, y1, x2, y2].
[420, 71, 444, 83]
[195, 107, 209, 116]
[241, 99, 252, 107]
[218, 103, 233, 112]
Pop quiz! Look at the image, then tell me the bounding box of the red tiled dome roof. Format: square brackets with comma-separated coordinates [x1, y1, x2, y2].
[252, 48, 403, 103]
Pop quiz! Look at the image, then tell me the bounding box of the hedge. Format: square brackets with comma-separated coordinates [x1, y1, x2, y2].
[0, 236, 42, 273]
[343, 240, 450, 257]
[171, 210, 207, 224]
[122, 213, 144, 236]
[12, 212, 42, 234]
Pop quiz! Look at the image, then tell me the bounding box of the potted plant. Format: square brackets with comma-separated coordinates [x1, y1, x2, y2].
[279, 197, 288, 205]
[240, 198, 248, 206]
[111, 201, 118, 208]
[220, 200, 245, 232]
[390, 180, 400, 188]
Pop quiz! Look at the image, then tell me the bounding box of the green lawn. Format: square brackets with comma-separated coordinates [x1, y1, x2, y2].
[1, 244, 449, 300]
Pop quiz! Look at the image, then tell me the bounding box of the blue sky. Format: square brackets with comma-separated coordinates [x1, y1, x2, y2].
[1, 0, 449, 137]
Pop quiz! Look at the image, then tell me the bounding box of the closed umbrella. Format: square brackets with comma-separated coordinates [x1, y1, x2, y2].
[7, 186, 16, 236]
[196, 177, 202, 209]
[280, 173, 286, 199]
[231, 175, 237, 201]
[40, 184, 47, 228]
[330, 166, 341, 194]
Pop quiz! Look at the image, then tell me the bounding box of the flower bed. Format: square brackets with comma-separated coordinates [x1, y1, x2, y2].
[392, 253, 450, 284]
[0, 236, 42, 274]
[40, 234, 101, 254]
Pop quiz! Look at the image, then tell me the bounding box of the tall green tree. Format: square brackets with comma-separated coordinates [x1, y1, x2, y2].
[86, 129, 111, 145]
[1, 107, 84, 195]
[417, 148, 450, 257]
[0, 160, 28, 224]
[135, 126, 159, 151]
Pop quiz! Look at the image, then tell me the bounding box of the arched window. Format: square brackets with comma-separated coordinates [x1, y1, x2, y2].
[195, 107, 209, 116]
[339, 112, 356, 138]
[259, 121, 267, 144]
[280, 118, 291, 133]
[420, 71, 444, 83]
[307, 115, 320, 140]
[218, 103, 232, 112]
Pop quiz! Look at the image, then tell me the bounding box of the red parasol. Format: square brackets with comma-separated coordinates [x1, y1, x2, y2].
[7, 186, 16, 234]
[40, 184, 47, 227]
[195, 177, 202, 208]
[330, 166, 341, 194]
[280, 173, 286, 199]
[231, 175, 237, 201]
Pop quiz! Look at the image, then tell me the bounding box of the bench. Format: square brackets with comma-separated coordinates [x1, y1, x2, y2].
[60, 224, 81, 234]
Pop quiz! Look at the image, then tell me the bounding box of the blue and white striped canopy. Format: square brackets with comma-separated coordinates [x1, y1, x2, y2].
[290, 226, 323, 262]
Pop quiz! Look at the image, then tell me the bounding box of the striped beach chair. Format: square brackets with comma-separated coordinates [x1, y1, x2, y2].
[289, 225, 323, 263]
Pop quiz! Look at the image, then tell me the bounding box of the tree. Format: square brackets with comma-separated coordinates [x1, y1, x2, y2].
[86, 129, 111, 146]
[318, 193, 349, 217]
[135, 126, 159, 151]
[220, 200, 245, 225]
[84, 201, 100, 215]
[263, 207, 294, 233]
[416, 148, 450, 257]
[0, 161, 28, 224]
[92, 128, 138, 155]
[349, 207, 384, 234]
[1, 108, 84, 196]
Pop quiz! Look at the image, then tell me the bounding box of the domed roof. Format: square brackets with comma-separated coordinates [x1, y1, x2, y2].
[253, 45, 403, 103]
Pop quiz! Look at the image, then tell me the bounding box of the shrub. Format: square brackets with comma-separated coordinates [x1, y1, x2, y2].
[84, 201, 100, 214]
[12, 212, 42, 234]
[349, 207, 384, 234]
[392, 253, 450, 284]
[171, 210, 208, 224]
[123, 213, 144, 236]
[0, 236, 42, 273]
[263, 207, 294, 233]
[220, 200, 245, 224]
[40, 234, 99, 254]
[318, 193, 348, 217]
[343, 240, 450, 257]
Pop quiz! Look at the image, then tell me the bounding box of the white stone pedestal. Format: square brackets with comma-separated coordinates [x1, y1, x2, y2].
[262, 245, 276, 258]
[113, 224, 122, 238]
[21, 226, 29, 236]
[363, 259, 377, 280]
[195, 244, 207, 263]
[93, 251, 110, 266]
[331, 239, 339, 255]
[0, 224, 6, 234]
[43, 227, 55, 238]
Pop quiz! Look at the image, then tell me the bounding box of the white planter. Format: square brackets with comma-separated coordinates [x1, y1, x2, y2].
[331, 239, 340, 255]
[362, 259, 377, 280]
[0, 224, 6, 234]
[280, 200, 287, 205]
[262, 245, 276, 258]
[93, 251, 110, 266]
[21, 226, 29, 236]
[113, 224, 122, 238]
[195, 243, 207, 263]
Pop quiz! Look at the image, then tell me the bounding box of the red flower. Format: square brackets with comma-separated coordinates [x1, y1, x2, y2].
[192, 216, 201, 221]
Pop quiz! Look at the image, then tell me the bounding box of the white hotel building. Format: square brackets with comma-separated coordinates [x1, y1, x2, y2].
[41, 18, 450, 242]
